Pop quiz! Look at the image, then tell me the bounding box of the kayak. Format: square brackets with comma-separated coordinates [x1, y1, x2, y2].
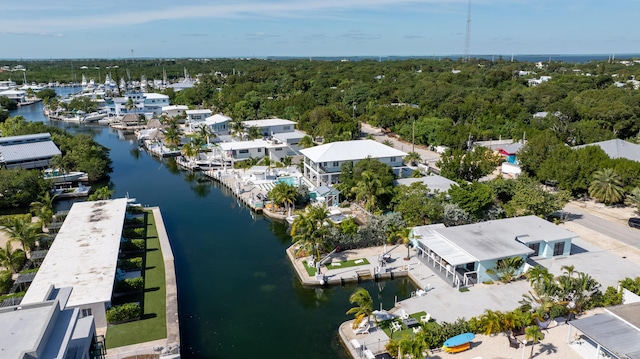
[443, 332, 475, 347]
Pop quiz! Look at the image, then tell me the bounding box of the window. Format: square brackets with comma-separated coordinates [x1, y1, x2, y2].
[333, 162, 339, 167]
[390, 157, 396, 162]
[275, 148, 282, 151]
[528, 243, 540, 257]
[257, 148, 262, 152]
[239, 149, 249, 154]
[81, 308, 92, 317]
[553, 242, 565, 256]
[283, 125, 290, 130]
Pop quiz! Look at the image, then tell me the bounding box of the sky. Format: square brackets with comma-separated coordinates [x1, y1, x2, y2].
[1, 0, 639, 59]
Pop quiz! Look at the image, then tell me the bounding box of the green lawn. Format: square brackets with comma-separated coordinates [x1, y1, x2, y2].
[301, 257, 370, 276]
[106, 211, 167, 349]
[380, 311, 427, 339]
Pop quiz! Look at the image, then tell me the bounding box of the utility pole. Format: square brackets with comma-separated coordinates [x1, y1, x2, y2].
[464, 0, 471, 61]
[412, 117, 416, 153]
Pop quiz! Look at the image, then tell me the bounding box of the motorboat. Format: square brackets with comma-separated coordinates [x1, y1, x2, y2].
[43, 168, 86, 183]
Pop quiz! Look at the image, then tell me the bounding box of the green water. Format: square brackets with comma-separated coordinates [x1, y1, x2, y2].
[13, 102, 417, 358]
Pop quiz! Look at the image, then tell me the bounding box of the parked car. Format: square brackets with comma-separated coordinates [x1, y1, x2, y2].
[629, 217, 640, 229]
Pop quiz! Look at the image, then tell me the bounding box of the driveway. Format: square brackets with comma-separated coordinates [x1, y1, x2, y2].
[359, 122, 441, 164]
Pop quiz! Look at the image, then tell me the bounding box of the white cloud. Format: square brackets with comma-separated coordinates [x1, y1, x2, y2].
[0, 0, 473, 33]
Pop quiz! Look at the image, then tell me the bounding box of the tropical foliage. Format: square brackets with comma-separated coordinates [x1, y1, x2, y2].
[345, 287, 373, 328]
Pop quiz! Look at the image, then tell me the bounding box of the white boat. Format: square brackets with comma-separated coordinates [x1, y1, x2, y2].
[43, 169, 86, 183]
[285, 214, 299, 225]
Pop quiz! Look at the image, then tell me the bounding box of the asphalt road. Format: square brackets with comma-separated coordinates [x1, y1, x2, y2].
[359, 122, 441, 163]
[563, 202, 640, 249]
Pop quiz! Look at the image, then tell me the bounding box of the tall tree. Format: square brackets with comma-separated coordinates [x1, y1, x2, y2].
[589, 168, 624, 204]
[345, 287, 374, 327]
[625, 187, 640, 215]
[89, 186, 115, 201]
[30, 192, 58, 228]
[525, 325, 544, 358]
[3, 217, 42, 254]
[290, 205, 330, 261]
[351, 170, 392, 213]
[0, 242, 26, 273]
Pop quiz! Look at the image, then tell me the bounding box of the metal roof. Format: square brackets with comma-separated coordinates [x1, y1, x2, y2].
[203, 114, 232, 125]
[242, 118, 297, 128]
[22, 199, 128, 308]
[570, 312, 640, 359]
[413, 224, 476, 266]
[0, 133, 51, 145]
[608, 302, 640, 331]
[394, 175, 458, 193]
[300, 139, 407, 163]
[574, 139, 640, 162]
[0, 140, 61, 163]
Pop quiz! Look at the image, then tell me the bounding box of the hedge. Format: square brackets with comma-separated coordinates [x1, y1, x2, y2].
[120, 239, 146, 252]
[119, 257, 143, 270]
[106, 303, 141, 323]
[114, 277, 144, 293]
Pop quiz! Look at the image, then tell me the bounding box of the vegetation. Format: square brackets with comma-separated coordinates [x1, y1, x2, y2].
[114, 277, 144, 292]
[345, 287, 373, 328]
[106, 303, 142, 323]
[88, 185, 115, 201]
[486, 256, 525, 283]
[0, 169, 49, 208]
[0, 116, 112, 183]
[120, 239, 146, 251]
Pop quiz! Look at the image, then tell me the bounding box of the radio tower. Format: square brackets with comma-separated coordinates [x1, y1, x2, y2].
[464, 0, 471, 61]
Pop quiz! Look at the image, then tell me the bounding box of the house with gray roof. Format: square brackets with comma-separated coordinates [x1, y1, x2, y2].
[574, 138, 640, 162]
[568, 302, 640, 359]
[0, 133, 61, 169]
[300, 139, 407, 187]
[394, 174, 458, 194]
[411, 215, 577, 287]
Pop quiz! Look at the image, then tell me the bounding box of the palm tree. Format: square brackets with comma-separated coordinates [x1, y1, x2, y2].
[2, 217, 43, 254]
[625, 187, 640, 215]
[525, 325, 544, 358]
[388, 227, 413, 260]
[230, 119, 245, 139]
[30, 192, 58, 228]
[526, 265, 554, 293]
[0, 241, 26, 273]
[404, 151, 421, 166]
[181, 142, 198, 160]
[269, 182, 298, 215]
[163, 125, 181, 148]
[290, 205, 330, 261]
[351, 170, 390, 212]
[345, 287, 373, 328]
[89, 186, 114, 201]
[299, 135, 315, 148]
[196, 124, 216, 145]
[247, 125, 261, 140]
[588, 168, 624, 204]
[479, 309, 504, 335]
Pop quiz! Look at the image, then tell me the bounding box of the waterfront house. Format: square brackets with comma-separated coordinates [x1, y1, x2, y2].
[411, 215, 577, 287]
[186, 109, 213, 130]
[0, 285, 104, 359]
[105, 92, 170, 117]
[0, 89, 26, 104]
[0, 133, 62, 169]
[573, 138, 640, 163]
[198, 113, 232, 135]
[217, 137, 300, 163]
[568, 302, 640, 359]
[143, 93, 170, 116]
[242, 118, 297, 136]
[21, 199, 128, 329]
[299, 139, 407, 187]
[310, 185, 341, 207]
[162, 105, 188, 118]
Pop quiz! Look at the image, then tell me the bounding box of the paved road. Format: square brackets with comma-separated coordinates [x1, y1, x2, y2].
[359, 122, 441, 164]
[563, 202, 640, 249]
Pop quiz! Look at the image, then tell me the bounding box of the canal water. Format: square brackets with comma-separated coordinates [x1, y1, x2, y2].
[11, 100, 416, 358]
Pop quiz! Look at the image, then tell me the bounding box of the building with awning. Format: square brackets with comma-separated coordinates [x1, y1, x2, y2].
[411, 215, 577, 287]
[568, 302, 640, 359]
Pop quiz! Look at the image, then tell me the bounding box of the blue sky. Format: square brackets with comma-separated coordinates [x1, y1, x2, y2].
[2, 0, 639, 59]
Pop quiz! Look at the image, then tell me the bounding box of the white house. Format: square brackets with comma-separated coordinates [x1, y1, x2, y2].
[299, 139, 407, 186]
[162, 105, 189, 118]
[411, 215, 577, 287]
[143, 93, 170, 115]
[242, 118, 297, 136]
[22, 199, 128, 329]
[186, 109, 212, 130]
[105, 92, 170, 117]
[216, 138, 298, 163]
[0, 89, 26, 104]
[198, 113, 232, 135]
[0, 285, 103, 359]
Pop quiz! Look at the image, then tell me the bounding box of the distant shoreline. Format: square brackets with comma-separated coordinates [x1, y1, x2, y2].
[1, 53, 639, 63]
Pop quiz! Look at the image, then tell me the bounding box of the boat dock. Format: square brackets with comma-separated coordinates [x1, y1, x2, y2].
[203, 169, 265, 213]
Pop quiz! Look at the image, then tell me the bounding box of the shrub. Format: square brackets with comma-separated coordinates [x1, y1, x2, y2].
[118, 257, 143, 270]
[0, 214, 32, 227]
[123, 227, 145, 238]
[106, 303, 141, 323]
[120, 239, 146, 251]
[114, 277, 144, 293]
[0, 270, 13, 294]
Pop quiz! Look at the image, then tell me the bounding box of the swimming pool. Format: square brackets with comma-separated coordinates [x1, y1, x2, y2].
[277, 176, 298, 186]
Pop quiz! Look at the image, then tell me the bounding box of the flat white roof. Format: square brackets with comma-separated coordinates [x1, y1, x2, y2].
[219, 139, 269, 151]
[300, 139, 407, 163]
[162, 105, 188, 111]
[22, 198, 128, 307]
[242, 118, 297, 127]
[144, 93, 168, 99]
[395, 175, 458, 193]
[186, 109, 212, 115]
